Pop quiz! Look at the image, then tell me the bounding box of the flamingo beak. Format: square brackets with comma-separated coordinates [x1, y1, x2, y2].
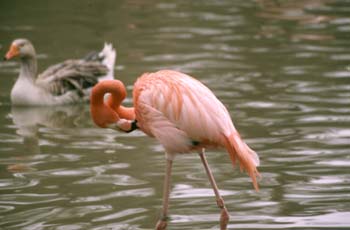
[4, 44, 19, 60]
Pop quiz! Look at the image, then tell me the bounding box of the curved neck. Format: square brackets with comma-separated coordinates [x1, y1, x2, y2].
[20, 56, 37, 81]
[106, 94, 135, 120]
[90, 80, 135, 127]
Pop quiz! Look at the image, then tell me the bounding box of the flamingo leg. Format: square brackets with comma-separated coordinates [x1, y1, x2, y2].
[156, 158, 173, 230]
[199, 149, 230, 230]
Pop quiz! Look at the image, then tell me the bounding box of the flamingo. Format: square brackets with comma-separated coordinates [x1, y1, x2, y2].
[3, 38, 116, 106]
[90, 70, 260, 229]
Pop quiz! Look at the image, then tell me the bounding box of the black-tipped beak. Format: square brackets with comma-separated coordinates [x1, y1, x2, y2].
[3, 56, 8, 61]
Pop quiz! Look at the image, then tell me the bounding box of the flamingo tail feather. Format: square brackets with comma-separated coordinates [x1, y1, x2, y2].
[223, 132, 260, 191]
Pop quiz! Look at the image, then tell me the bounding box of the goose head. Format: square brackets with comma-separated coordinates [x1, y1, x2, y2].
[4, 38, 36, 60]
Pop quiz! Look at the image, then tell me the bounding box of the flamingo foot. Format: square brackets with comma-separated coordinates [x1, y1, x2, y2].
[155, 218, 167, 230]
[217, 197, 229, 229]
[219, 207, 229, 230]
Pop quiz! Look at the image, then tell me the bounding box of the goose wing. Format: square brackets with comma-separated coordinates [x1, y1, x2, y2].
[36, 59, 108, 96]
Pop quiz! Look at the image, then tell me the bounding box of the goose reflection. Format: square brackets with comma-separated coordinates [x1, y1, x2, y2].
[11, 105, 90, 153]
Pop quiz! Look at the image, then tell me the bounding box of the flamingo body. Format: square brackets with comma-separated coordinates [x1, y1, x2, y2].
[134, 71, 238, 153]
[90, 69, 260, 229]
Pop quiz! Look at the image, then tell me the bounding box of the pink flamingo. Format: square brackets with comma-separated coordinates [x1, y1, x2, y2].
[90, 70, 260, 230]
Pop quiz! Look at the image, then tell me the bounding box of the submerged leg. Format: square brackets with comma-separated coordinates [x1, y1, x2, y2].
[199, 149, 230, 230]
[156, 158, 173, 230]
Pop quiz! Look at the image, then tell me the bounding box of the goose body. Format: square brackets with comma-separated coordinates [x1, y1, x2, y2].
[4, 38, 116, 106]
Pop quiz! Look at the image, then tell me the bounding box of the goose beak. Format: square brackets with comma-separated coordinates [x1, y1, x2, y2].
[4, 44, 19, 60]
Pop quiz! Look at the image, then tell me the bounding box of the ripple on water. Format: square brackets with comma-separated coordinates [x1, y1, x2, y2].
[0, 205, 15, 213]
[72, 188, 154, 203]
[0, 206, 61, 229]
[92, 208, 147, 222]
[0, 193, 67, 205]
[53, 205, 113, 220]
[0, 153, 81, 167]
[223, 212, 350, 229]
[0, 177, 39, 191]
[47, 168, 95, 177]
[311, 175, 350, 185]
[324, 70, 350, 78]
[170, 184, 235, 199]
[75, 174, 146, 186]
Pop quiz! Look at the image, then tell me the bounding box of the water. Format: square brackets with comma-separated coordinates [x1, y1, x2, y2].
[1, 0, 350, 229]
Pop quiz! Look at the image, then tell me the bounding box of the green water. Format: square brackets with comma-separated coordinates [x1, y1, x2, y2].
[1, 1, 350, 229]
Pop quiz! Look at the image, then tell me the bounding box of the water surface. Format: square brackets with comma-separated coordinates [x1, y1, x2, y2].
[0, 0, 350, 229]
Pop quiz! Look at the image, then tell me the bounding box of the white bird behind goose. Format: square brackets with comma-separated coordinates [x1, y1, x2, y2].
[4, 38, 116, 106]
